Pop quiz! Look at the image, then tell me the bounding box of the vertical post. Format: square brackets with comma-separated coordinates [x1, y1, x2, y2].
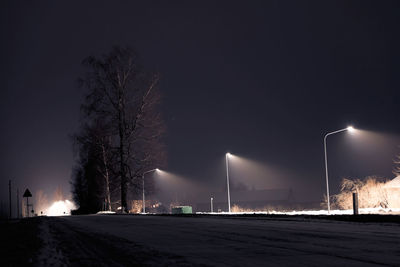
[9, 180, 12, 219]
[142, 173, 145, 214]
[211, 197, 213, 213]
[323, 136, 330, 214]
[141, 169, 157, 214]
[323, 127, 353, 214]
[16, 188, 19, 219]
[226, 154, 231, 213]
[353, 192, 359, 215]
[26, 197, 29, 218]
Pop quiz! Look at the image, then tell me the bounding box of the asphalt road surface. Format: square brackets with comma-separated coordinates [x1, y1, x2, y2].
[35, 215, 400, 266]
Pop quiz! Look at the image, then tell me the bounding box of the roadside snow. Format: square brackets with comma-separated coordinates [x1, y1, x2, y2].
[200, 207, 400, 215]
[96, 211, 116, 214]
[36, 218, 68, 266]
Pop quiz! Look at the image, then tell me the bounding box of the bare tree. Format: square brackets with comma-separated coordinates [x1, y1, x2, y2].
[331, 176, 390, 209]
[71, 125, 113, 214]
[73, 120, 115, 211]
[340, 178, 364, 193]
[79, 46, 165, 212]
[54, 186, 64, 202]
[393, 148, 400, 177]
[35, 190, 48, 215]
[100, 137, 112, 211]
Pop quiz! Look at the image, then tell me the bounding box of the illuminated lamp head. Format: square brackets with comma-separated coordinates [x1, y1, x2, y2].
[347, 126, 355, 132]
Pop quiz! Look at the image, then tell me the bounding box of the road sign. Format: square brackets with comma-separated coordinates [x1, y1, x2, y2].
[23, 189, 32, 198]
[23, 188, 32, 217]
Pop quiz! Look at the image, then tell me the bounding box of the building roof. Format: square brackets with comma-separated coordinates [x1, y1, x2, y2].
[385, 176, 400, 188]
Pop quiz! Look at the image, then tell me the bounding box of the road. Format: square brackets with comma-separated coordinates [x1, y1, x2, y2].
[36, 215, 400, 266]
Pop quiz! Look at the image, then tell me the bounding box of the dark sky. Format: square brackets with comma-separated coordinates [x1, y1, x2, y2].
[1, 1, 400, 208]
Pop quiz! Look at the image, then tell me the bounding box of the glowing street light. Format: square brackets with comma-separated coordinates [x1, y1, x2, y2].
[347, 126, 355, 132]
[324, 126, 355, 213]
[226, 152, 231, 213]
[142, 168, 159, 214]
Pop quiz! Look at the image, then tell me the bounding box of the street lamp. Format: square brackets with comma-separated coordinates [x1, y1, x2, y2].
[226, 153, 231, 213]
[324, 126, 354, 213]
[142, 168, 158, 214]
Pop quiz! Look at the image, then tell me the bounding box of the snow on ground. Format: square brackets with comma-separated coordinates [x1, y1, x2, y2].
[96, 211, 116, 214]
[42, 214, 400, 266]
[36, 218, 68, 266]
[201, 207, 400, 216]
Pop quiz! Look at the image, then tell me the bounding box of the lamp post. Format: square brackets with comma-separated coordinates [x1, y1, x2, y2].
[226, 153, 231, 213]
[142, 168, 158, 214]
[324, 126, 354, 213]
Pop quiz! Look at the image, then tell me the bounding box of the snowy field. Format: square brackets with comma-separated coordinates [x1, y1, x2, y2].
[33, 214, 400, 266]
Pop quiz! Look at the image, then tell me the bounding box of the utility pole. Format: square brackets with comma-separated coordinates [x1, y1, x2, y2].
[9, 180, 12, 219]
[226, 153, 231, 213]
[16, 188, 19, 219]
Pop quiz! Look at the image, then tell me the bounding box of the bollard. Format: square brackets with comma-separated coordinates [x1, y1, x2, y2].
[352, 192, 359, 215]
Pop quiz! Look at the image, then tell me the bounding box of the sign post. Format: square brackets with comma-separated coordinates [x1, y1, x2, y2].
[9, 180, 12, 219]
[16, 188, 19, 219]
[23, 189, 32, 218]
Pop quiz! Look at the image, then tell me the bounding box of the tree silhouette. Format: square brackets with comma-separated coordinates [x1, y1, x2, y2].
[73, 46, 165, 213]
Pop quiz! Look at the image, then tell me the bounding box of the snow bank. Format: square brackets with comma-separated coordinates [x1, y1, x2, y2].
[198, 207, 400, 215]
[96, 211, 116, 214]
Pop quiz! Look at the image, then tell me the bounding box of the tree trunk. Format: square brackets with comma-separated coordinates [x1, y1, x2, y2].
[118, 92, 127, 212]
[101, 142, 111, 211]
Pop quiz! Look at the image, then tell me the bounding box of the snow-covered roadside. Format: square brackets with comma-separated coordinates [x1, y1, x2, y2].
[96, 211, 116, 214]
[36, 218, 68, 266]
[198, 207, 400, 216]
[33, 216, 195, 266]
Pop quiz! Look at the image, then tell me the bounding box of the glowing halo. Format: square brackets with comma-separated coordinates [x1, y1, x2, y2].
[47, 200, 75, 216]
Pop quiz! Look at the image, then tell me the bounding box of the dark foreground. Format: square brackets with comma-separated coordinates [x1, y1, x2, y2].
[2, 214, 400, 266]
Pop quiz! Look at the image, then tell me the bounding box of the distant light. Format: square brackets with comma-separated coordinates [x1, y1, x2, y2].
[226, 152, 231, 156]
[347, 126, 355, 132]
[47, 200, 75, 216]
[156, 168, 159, 171]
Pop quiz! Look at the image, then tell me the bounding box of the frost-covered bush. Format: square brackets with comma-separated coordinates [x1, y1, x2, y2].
[331, 176, 400, 209]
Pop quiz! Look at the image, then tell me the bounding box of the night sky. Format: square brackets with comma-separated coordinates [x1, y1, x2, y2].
[1, 1, 400, 208]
